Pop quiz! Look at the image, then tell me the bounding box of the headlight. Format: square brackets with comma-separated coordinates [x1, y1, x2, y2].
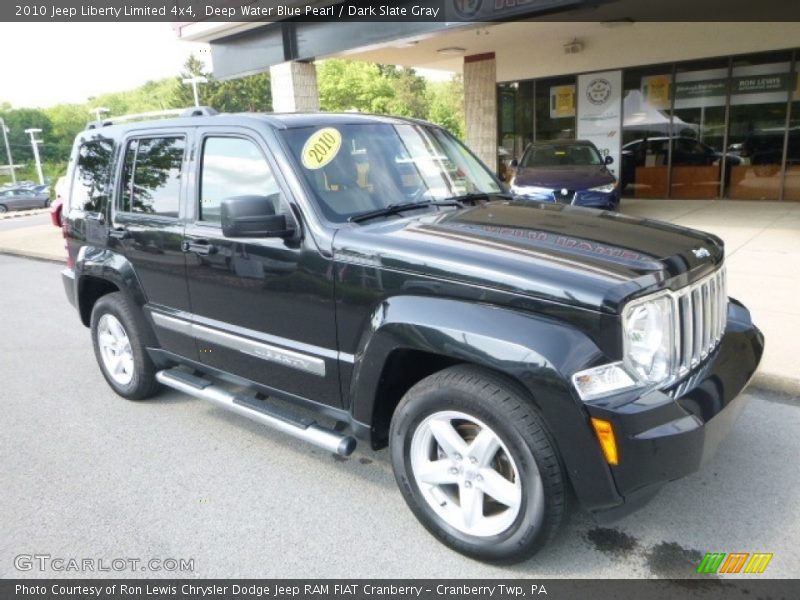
[622, 293, 676, 384]
[511, 184, 553, 197]
[587, 182, 617, 193]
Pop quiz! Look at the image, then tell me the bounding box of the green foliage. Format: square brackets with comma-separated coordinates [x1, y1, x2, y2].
[172, 54, 271, 112]
[426, 76, 466, 140]
[318, 60, 395, 113]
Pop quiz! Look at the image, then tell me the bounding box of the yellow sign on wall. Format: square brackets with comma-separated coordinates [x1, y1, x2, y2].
[550, 85, 575, 118]
[643, 75, 671, 109]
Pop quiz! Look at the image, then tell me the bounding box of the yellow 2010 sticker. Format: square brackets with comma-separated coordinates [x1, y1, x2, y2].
[301, 127, 342, 170]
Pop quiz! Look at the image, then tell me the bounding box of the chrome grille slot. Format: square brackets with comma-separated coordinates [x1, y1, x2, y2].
[676, 267, 727, 377]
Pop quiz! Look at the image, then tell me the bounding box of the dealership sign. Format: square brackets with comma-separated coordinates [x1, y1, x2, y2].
[577, 70, 622, 177]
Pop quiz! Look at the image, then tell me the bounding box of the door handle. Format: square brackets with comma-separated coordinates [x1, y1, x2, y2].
[108, 227, 130, 240]
[182, 239, 217, 255]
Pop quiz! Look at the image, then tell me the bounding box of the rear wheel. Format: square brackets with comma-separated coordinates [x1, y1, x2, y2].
[390, 365, 567, 563]
[90, 292, 161, 400]
[0, 205, 7, 213]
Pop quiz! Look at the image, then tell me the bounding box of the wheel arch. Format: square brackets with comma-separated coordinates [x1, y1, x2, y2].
[349, 295, 623, 512]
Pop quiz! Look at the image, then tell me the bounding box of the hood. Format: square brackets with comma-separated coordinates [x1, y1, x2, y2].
[513, 166, 615, 190]
[333, 201, 724, 313]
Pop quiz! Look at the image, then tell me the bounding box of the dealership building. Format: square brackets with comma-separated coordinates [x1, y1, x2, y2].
[176, 0, 800, 201]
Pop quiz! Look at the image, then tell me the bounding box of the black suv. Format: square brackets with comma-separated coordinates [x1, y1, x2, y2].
[61, 108, 763, 563]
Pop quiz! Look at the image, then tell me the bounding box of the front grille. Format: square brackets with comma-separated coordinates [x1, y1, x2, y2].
[675, 267, 727, 377]
[551, 189, 575, 204]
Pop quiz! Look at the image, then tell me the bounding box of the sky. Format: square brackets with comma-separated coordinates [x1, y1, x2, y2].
[0, 23, 207, 108]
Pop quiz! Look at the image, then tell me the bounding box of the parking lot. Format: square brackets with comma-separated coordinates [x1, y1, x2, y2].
[0, 253, 797, 578]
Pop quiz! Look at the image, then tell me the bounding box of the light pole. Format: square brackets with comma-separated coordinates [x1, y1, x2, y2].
[24, 128, 44, 185]
[0, 117, 15, 185]
[90, 107, 110, 122]
[182, 76, 208, 107]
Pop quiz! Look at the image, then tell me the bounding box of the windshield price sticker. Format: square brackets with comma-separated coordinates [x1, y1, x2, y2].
[302, 128, 342, 170]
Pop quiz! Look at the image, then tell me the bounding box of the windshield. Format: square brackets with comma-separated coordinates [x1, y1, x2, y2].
[281, 123, 502, 223]
[520, 143, 603, 168]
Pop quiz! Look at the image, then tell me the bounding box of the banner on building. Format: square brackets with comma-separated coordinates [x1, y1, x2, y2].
[577, 70, 622, 176]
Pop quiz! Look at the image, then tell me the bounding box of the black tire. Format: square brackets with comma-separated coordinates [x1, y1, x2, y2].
[390, 365, 567, 564]
[44, 199, 51, 208]
[0, 205, 7, 213]
[90, 292, 161, 400]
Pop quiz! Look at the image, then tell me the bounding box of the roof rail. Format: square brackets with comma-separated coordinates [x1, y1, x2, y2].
[86, 106, 218, 129]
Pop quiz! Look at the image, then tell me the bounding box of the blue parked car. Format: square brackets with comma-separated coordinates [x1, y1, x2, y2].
[510, 140, 620, 210]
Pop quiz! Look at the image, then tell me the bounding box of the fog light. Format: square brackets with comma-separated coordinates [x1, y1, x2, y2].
[591, 418, 619, 465]
[572, 362, 637, 401]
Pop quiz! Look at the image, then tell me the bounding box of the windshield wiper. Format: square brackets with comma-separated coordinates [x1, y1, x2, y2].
[348, 200, 463, 224]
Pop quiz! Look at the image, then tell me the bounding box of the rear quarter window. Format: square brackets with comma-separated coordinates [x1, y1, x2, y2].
[70, 137, 114, 213]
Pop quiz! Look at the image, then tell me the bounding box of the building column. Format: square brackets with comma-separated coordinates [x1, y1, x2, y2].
[269, 61, 320, 113]
[463, 52, 498, 171]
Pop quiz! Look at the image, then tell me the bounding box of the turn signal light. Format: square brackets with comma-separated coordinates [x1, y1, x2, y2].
[591, 418, 619, 465]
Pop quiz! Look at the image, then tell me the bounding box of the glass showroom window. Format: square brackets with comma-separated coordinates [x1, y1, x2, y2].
[535, 76, 576, 142]
[620, 65, 675, 198]
[727, 51, 794, 201]
[498, 81, 533, 181]
[670, 58, 729, 199]
[782, 53, 800, 201]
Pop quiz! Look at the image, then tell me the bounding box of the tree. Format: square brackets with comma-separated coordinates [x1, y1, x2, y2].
[318, 59, 395, 113]
[426, 76, 466, 139]
[382, 66, 429, 119]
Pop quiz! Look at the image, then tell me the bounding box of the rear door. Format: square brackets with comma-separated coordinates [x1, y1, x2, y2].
[182, 127, 342, 407]
[110, 129, 196, 361]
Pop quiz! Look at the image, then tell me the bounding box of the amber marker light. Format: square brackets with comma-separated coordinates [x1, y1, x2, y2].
[591, 418, 619, 465]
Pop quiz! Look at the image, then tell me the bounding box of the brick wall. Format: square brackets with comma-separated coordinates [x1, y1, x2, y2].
[270, 61, 320, 113]
[464, 53, 498, 170]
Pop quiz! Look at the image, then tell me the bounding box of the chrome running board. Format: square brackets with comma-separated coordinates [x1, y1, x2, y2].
[156, 368, 356, 457]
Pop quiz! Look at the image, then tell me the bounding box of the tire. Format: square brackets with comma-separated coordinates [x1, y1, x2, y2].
[90, 292, 161, 400]
[44, 199, 51, 208]
[0, 205, 7, 213]
[390, 365, 567, 563]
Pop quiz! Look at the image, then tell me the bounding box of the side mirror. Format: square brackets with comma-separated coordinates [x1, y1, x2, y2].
[221, 194, 294, 238]
[604, 155, 614, 165]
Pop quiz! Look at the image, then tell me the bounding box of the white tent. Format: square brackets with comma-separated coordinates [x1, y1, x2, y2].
[623, 90, 698, 134]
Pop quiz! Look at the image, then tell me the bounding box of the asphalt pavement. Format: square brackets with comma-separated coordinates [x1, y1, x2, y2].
[0, 254, 798, 579]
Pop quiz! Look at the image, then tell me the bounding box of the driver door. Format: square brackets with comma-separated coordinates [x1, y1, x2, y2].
[182, 127, 342, 407]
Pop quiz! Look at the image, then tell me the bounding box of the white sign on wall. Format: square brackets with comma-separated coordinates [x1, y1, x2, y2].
[577, 70, 622, 177]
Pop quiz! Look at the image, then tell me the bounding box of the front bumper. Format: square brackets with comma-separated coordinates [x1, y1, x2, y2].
[583, 298, 764, 521]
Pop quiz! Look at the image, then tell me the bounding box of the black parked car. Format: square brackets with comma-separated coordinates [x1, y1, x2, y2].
[61, 109, 763, 563]
[620, 136, 742, 191]
[510, 140, 620, 210]
[0, 186, 50, 212]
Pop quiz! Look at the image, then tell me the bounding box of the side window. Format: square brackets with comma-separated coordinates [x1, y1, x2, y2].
[199, 137, 279, 223]
[120, 136, 185, 217]
[71, 138, 114, 213]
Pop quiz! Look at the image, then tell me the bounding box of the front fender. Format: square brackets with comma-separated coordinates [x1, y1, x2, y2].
[350, 296, 623, 512]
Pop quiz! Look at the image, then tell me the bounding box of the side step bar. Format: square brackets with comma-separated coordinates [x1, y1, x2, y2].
[156, 368, 356, 457]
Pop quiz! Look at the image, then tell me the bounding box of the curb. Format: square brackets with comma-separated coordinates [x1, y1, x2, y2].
[0, 209, 48, 221]
[0, 248, 63, 264]
[751, 372, 800, 398]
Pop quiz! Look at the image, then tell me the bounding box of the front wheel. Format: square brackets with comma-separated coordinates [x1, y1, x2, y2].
[0, 205, 7, 213]
[390, 365, 567, 563]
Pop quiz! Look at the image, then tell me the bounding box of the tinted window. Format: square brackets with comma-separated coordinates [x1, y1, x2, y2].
[199, 137, 278, 223]
[71, 138, 114, 213]
[120, 137, 185, 217]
